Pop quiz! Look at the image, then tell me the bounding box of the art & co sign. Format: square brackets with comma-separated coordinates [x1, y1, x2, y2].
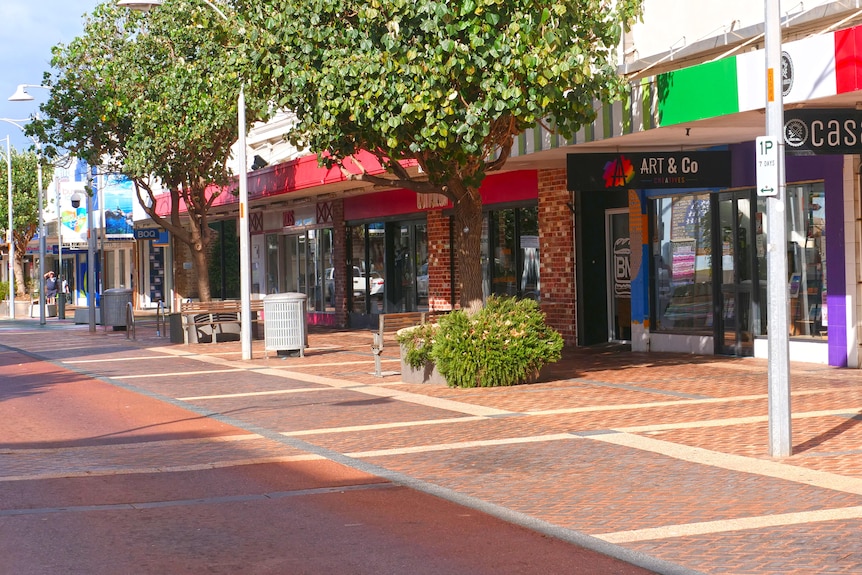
[784, 109, 862, 154]
[567, 151, 731, 192]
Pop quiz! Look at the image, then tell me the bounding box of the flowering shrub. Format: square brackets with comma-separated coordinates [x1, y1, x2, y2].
[398, 321, 439, 369]
[397, 296, 563, 388]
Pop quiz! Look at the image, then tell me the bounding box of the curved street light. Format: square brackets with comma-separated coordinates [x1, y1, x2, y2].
[8, 84, 52, 325]
[0, 115, 46, 325]
[120, 0, 252, 359]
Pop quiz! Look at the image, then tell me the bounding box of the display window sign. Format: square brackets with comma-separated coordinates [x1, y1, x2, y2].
[567, 152, 731, 191]
[784, 109, 862, 155]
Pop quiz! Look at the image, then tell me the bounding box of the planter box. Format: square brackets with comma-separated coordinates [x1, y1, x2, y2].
[399, 344, 446, 385]
[0, 301, 28, 318]
[0, 300, 55, 318]
[396, 325, 446, 385]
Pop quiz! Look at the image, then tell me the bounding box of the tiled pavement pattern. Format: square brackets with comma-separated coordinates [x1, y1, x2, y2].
[2, 317, 861, 574]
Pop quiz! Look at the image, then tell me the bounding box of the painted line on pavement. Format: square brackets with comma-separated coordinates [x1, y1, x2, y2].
[587, 432, 862, 495]
[346, 433, 576, 458]
[178, 387, 333, 401]
[617, 408, 862, 434]
[530, 388, 841, 417]
[113, 368, 246, 379]
[281, 416, 486, 436]
[595, 505, 862, 543]
[64, 355, 190, 364]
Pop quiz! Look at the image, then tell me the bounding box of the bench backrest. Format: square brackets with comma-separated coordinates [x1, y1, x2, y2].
[378, 312, 427, 334]
[181, 300, 263, 313]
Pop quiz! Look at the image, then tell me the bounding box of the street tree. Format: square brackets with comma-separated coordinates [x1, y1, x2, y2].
[238, 0, 642, 311]
[0, 148, 51, 297]
[31, 1, 267, 302]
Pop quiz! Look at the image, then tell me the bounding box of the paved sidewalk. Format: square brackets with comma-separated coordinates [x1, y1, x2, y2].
[2, 316, 861, 574]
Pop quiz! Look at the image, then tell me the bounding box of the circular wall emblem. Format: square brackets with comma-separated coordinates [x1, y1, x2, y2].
[784, 118, 808, 148]
[781, 51, 794, 96]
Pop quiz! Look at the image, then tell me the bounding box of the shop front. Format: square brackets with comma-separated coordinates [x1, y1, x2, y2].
[569, 146, 848, 366]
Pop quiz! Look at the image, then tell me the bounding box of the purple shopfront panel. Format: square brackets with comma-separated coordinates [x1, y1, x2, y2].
[732, 142, 847, 366]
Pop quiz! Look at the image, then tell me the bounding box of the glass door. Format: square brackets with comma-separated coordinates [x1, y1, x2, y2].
[716, 191, 760, 356]
[606, 209, 631, 342]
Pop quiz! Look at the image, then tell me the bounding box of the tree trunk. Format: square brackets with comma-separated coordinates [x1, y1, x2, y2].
[13, 253, 26, 297]
[191, 238, 212, 302]
[452, 186, 484, 313]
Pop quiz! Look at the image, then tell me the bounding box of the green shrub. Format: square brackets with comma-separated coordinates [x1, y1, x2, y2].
[398, 296, 564, 388]
[0, 281, 7, 301]
[398, 322, 438, 369]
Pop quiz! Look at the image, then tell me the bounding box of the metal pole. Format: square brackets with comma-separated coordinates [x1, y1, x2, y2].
[36, 146, 45, 325]
[238, 86, 252, 360]
[764, 0, 792, 457]
[5, 136, 14, 319]
[87, 181, 96, 333]
[56, 180, 64, 319]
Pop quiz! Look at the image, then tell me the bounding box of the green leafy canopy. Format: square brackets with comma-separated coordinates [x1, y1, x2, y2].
[240, 0, 642, 190]
[31, 0, 270, 301]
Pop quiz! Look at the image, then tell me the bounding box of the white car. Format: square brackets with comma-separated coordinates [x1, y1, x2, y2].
[360, 268, 385, 297]
[325, 267, 384, 302]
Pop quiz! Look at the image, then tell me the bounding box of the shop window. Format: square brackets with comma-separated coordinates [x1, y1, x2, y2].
[265, 234, 279, 294]
[209, 220, 239, 300]
[483, 205, 540, 301]
[785, 183, 826, 338]
[653, 194, 713, 332]
[652, 183, 827, 341]
[277, 228, 333, 312]
[347, 221, 426, 314]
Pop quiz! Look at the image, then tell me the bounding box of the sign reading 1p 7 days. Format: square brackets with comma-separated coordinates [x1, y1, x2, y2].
[755, 136, 779, 197]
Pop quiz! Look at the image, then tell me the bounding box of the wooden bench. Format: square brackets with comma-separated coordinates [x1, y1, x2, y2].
[371, 311, 446, 376]
[180, 300, 264, 344]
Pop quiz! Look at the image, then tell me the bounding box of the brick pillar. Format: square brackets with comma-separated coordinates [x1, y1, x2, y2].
[537, 169, 577, 345]
[427, 210, 456, 311]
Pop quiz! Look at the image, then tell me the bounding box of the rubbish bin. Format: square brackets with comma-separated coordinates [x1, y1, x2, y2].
[263, 292, 307, 357]
[169, 313, 185, 344]
[101, 288, 133, 330]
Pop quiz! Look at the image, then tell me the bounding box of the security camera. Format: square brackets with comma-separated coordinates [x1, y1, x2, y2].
[70, 192, 83, 209]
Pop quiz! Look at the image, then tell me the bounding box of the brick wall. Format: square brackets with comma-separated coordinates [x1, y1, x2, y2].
[537, 169, 577, 345]
[427, 209, 456, 311]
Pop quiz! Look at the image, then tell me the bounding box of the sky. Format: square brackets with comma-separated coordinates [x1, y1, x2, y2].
[0, 0, 101, 152]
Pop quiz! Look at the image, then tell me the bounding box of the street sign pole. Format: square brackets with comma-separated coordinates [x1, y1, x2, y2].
[763, 0, 792, 457]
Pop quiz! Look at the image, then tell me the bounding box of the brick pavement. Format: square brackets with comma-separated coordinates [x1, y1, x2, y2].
[1, 316, 861, 574]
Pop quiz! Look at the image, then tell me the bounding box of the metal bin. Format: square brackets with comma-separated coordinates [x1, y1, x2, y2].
[101, 288, 133, 329]
[263, 292, 308, 357]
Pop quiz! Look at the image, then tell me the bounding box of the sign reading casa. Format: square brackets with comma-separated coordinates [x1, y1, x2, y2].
[567, 152, 731, 192]
[784, 109, 862, 154]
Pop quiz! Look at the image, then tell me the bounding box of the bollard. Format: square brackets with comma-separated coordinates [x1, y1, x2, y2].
[372, 332, 382, 377]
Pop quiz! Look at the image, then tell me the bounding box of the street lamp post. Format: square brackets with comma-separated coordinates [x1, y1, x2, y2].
[2, 135, 13, 319]
[0, 116, 45, 324]
[9, 84, 51, 326]
[120, 0, 253, 359]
